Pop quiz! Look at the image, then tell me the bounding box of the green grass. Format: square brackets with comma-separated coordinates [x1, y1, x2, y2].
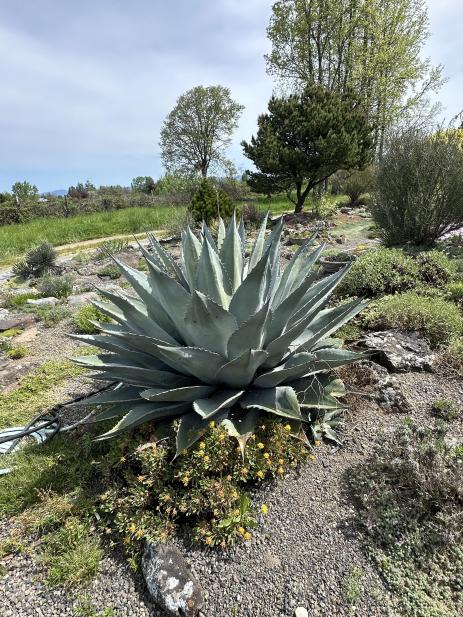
[0, 359, 85, 429]
[0, 206, 182, 263]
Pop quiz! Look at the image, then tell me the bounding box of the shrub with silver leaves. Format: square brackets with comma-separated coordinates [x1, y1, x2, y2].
[72, 214, 367, 455]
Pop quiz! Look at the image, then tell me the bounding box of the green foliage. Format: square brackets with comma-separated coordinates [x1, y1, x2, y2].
[338, 248, 418, 297]
[414, 250, 455, 287]
[3, 343, 28, 359]
[99, 419, 308, 550]
[431, 399, 460, 421]
[0, 359, 85, 430]
[12, 242, 58, 278]
[131, 176, 156, 194]
[438, 338, 463, 377]
[342, 566, 364, 607]
[72, 305, 112, 334]
[363, 292, 463, 347]
[348, 422, 463, 617]
[373, 130, 463, 245]
[38, 274, 74, 299]
[74, 214, 366, 452]
[94, 239, 129, 261]
[33, 305, 71, 327]
[2, 291, 38, 308]
[242, 85, 373, 213]
[189, 179, 234, 224]
[333, 167, 375, 207]
[160, 85, 244, 177]
[446, 282, 463, 307]
[97, 264, 121, 280]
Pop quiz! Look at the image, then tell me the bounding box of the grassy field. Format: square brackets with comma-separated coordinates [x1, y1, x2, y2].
[0, 193, 344, 264]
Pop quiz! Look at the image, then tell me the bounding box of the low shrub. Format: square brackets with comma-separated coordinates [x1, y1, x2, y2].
[446, 282, 463, 307]
[431, 399, 460, 421]
[12, 243, 58, 278]
[2, 291, 38, 308]
[97, 265, 121, 280]
[363, 292, 463, 347]
[334, 167, 375, 208]
[437, 337, 463, 376]
[37, 274, 73, 299]
[73, 305, 112, 334]
[189, 179, 234, 224]
[348, 422, 463, 617]
[414, 250, 455, 287]
[99, 419, 309, 552]
[33, 305, 71, 327]
[337, 248, 417, 297]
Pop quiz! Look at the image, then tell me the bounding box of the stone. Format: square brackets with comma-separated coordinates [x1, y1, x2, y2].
[67, 292, 98, 307]
[26, 297, 58, 307]
[0, 359, 30, 388]
[358, 330, 434, 372]
[340, 207, 352, 214]
[295, 608, 309, 617]
[142, 541, 203, 616]
[0, 308, 10, 320]
[0, 314, 36, 332]
[376, 378, 412, 414]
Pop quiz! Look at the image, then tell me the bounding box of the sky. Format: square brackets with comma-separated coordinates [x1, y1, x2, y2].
[0, 0, 462, 193]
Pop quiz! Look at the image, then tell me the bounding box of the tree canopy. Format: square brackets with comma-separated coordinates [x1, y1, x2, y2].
[266, 0, 443, 153]
[160, 85, 244, 178]
[131, 176, 156, 194]
[242, 85, 373, 213]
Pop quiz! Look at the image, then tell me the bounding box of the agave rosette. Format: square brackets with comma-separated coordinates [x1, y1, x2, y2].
[72, 214, 367, 454]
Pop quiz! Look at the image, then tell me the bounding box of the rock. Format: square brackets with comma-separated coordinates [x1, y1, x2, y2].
[358, 330, 434, 372]
[0, 269, 13, 283]
[335, 235, 345, 244]
[376, 378, 412, 414]
[67, 292, 98, 307]
[0, 359, 30, 388]
[142, 541, 203, 616]
[295, 608, 309, 617]
[26, 297, 59, 307]
[0, 308, 10, 320]
[340, 207, 352, 214]
[0, 314, 36, 331]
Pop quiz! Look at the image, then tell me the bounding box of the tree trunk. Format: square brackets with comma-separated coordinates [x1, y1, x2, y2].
[294, 182, 304, 214]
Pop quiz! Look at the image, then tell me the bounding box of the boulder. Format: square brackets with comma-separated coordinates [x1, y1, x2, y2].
[358, 330, 434, 372]
[0, 314, 36, 332]
[26, 297, 59, 307]
[142, 541, 203, 617]
[0, 359, 30, 389]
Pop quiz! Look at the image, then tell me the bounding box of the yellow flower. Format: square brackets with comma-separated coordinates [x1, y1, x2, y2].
[263, 452, 270, 459]
[137, 475, 146, 482]
[315, 440, 321, 447]
[278, 458, 284, 465]
[277, 466, 284, 475]
[209, 420, 215, 428]
[203, 455, 210, 463]
[135, 529, 144, 539]
[284, 424, 291, 432]
[128, 523, 137, 533]
[199, 441, 206, 449]
[261, 504, 268, 515]
[197, 450, 204, 457]
[205, 536, 213, 546]
[257, 442, 265, 449]
[163, 494, 171, 502]
[237, 526, 245, 535]
[241, 467, 248, 475]
[309, 454, 316, 461]
[244, 531, 252, 541]
[257, 470, 265, 479]
[231, 490, 239, 499]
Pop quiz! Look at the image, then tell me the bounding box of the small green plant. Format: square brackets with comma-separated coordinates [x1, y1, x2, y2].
[342, 565, 364, 607]
[33, 305, 71, 327]
[446, 281, 463, 307]
[38, 274, 74, 299]
[438, 337, 463, 376]
[189, 178, 234, 224]
[363, 292, 463, 347]
[414, 250, 455, 287]
[2, 291, 38, 308]
[4, 343, 28, 359]
[0, 327, 22, 338]
[95, 239, 129, 261]
[12, 242, 58, 278]
[72, 305, 112, 334]
[97, 264, 121, 279]
[337, 248, 417, 298]
[74, 597, 116, 617]
[431, 399, 460, 421]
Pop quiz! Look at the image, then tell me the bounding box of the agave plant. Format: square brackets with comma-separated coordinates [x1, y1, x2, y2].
[72, 214, 367, 455]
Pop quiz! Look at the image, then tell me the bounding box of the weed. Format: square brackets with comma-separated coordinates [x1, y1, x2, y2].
[342, 566, 364, 607]
[73, 305, 112, 334]
[38, 274, 74, 299]
[431, 399, 460, 421]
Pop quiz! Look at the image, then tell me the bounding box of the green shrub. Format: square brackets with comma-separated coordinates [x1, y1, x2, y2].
[431, 399, 460, 421]
[437, 337, 463, 376]
[12, 242, 58, 278]
[97, 264, 121, 280]
[363, 292, 463, 347]
[348, 422, 463, 617]
[334, 166, 375, 207]
[372, 129, 463, 246]
[73, 305, 112, 334]
[415, 250, 455, 287]
[37, 274, 74, 299]
[5, 344, 28, 359]
[189, 178, 234, 224]
[446, 282, 463, 307]
[2, 291, 37, 308]
[34, 305, 71, 327]
[99, 419, 309, 551]
[338, 248, 417, 297]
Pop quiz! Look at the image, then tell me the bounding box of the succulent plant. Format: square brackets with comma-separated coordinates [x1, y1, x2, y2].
[72, 214, 367, 455]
